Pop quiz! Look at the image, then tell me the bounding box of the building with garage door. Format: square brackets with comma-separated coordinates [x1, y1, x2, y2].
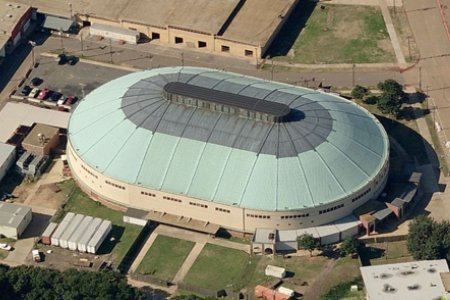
[67, 67, 390, 234]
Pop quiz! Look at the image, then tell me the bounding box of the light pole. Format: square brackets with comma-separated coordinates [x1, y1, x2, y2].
[28, 40, 36, 68]
[180, 52, 184, 67]
[109, 39, 113, 63]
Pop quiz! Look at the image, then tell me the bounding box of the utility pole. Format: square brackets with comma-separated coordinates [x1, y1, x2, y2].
[80, 33, 84, 55]
[109, 39, 113, 63]
[418, 66, 422, 90]
[271, 59, 274, 81]
[407, 36, 412, 61]
[180, 52, 184, 67]
[352, 64, 356, 87]
[59, 30, 65, 53]
[393, 0, 396, 14]
[28, 40, 36, 68]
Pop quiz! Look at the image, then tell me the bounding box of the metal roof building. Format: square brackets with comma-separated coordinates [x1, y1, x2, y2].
[0, 202, 32, 239]
[67, 67, 389, 233]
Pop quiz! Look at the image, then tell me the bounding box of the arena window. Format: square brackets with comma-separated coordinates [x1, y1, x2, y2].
[141, 191, 156, 197]
[246, 214, 271, 219]
[351, 188, 372, 202]
[163, 196, 182, 203]
[105, 180, 125, 190]
[215, 207, 230, 213]
[281, 213, 309, 219]
[318, 203, 344, 214]
[81, 164, 98, 179]
[189, 201, 208, 208]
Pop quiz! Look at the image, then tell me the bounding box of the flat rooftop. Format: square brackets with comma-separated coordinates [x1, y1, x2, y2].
[360, 260, 449, 300]
[0, 202, 31, 228]
[0, 142, 15, 166]
[221, 0, 297, 46]
[0, 102, 69, 143]
[120, 0, 239, 34]
[0, 0, 30, 35]
[22, 123, 59, 148]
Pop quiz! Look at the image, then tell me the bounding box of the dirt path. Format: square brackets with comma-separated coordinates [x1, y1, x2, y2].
[302, 259, 336, 300]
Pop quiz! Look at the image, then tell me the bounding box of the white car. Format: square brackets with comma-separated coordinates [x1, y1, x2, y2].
[0, 243, 12, 251]
[29, 87, 40, 98]
[57, 95, 66, 106]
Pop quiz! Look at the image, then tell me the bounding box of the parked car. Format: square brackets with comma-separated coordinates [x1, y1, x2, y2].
[67, 55, 79, 65]
[32, 249, 41, 262]
[50, 91, 62, 102]
[30, 77, 42, 87]
[57, 95, 66, 105]
[58, 53, 67, 65]
[64, 96, 78, 105]
[29, 87, 40, 98]
[21, 85, 32, 96]
[38, 88, 50, 100]
[0, 244, 12, 251]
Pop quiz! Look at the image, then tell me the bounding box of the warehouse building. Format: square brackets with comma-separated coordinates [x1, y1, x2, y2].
[21, 123, 60, 156]
[14, 0, 297, 60]
[360, 260, 449, 300]
[0, 1, 31, 60]
[0, 202, 32, 239]
[67, 67, 390, 234]
[0, 142, 15, 183]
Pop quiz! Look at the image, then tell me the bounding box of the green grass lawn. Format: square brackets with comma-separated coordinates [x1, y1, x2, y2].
[269, 3, 394, 63]
[56, 180, 142, 267]
[183, 244, 259, 291]
[136, 235, 194, 281]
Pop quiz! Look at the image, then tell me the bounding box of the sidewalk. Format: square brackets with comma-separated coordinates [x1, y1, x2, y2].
[128, 230, 159, 274]
[172, 242, 205, 284]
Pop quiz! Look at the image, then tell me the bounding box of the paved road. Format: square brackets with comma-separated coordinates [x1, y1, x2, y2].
[403, 0, 450, 154]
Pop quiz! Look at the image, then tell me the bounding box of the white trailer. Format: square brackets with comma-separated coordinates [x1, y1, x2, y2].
[59, 214, 84, 248]
[51, 212, 75, 246]
[67, 216, 93, 250]
[77, 217, 102, 252]
[265, 265, 286, 279]
[87, 220, 112, 254]
[90, 23, 139, 44]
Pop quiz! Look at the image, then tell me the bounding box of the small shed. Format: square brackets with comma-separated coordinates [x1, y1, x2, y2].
[276, 230, 297, 252]
[87, 219, 112, 254]
[123, 208, 148, 227]
[0, 203, 32, 239]
[41, 222, 58, 245]
[265, 265, 286, 279]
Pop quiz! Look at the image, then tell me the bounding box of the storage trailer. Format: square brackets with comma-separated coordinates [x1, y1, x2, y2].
[51, 212, 75, 246]
[87, 220, 112, 254]
[67, 216, 93, 250]
[41, 222, 58, 245]
[59, 214, 84, 248]
[77, 217, 102, 252]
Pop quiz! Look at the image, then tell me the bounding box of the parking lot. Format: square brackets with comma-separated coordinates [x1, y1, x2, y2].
[14, 56, 130, 110]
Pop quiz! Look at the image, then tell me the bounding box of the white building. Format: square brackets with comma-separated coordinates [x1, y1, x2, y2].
[0, 202, 32, 239]
[360, 259, 450, 300]
[0, 142, 15, 182]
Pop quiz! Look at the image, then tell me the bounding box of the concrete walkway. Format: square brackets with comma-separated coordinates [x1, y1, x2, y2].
[129, 230, 159, 273]
[208, 237, 251, 253]
[172, 242, 206, 284]
[271, 60, 399, 70]
[379, 0, 407, 67]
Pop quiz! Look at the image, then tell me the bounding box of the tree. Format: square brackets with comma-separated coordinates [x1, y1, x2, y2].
[407, 216, 450, 260]
[377, 79, 404, 99]
[298, 234, 319, 256]
[377, 92, 402, 117]
[363, 95, 378, 105]
[340, 236, 360, 257]
[351, 85, 368, 100]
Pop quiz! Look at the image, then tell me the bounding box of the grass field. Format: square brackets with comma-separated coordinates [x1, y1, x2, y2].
[269, 3, 394, 63]
[390, 8, 420, 62]
[183, 244, 259, 291]
[56, 180, 142, 266]
[360, 240, 413, 266]
[136, 235, 195, 281]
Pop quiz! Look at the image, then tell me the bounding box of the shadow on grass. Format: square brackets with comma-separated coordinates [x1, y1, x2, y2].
[96, 225, 125, 255]
[264, 0, 316, 58]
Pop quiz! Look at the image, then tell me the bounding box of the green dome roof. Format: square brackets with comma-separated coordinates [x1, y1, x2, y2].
[68, 67, 389, 211]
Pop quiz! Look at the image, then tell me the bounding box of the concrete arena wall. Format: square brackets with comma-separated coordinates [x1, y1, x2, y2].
[67, 142, 389, 233]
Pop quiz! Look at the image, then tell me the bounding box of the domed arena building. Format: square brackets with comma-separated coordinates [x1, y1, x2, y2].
[67, 67, 389, 233]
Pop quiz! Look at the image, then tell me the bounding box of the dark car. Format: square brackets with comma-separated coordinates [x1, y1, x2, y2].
[50, 91, 62, 102]
[58, 53, 67, 65]
[64, 96, 78, 105]
[30, 77, 42, 86]
[21, 85, 32, 96]
[67, 55, 79, 65]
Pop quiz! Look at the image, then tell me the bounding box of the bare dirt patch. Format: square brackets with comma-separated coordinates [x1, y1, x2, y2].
[335, 19, 364, 39]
